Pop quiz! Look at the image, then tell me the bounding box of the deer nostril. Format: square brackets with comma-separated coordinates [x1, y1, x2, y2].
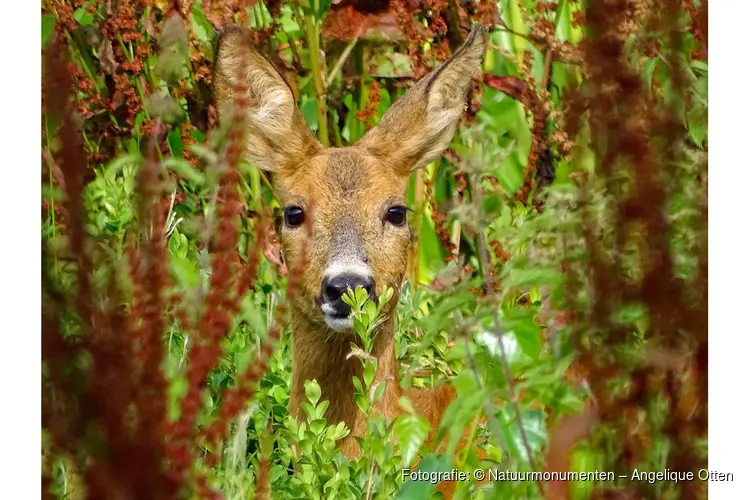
[325, 282, 344, 302]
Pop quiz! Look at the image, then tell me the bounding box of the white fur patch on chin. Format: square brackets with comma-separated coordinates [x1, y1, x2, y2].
[324, 314, 354, 332]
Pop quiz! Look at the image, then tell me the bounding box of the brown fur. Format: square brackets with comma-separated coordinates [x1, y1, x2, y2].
[214, 24, 488, 497]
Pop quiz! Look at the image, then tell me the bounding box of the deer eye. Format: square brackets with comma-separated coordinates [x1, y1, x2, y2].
[385, 205, 408, 226]
[284, 206, 305, 228]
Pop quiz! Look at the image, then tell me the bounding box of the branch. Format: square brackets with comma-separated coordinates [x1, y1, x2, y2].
[326, 34, 360, 88]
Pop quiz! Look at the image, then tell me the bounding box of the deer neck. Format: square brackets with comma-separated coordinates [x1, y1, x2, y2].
[289, 312, 403, 438]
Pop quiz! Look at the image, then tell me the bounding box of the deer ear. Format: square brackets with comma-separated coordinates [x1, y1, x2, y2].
[356, 24, 487, 174]
[213, 25, 321, 172]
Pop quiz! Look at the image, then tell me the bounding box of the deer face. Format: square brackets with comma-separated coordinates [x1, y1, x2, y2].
[270, 148, 411, 331]
[214, 24, 487, 332]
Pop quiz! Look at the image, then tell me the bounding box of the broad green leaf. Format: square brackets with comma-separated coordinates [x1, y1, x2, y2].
[191, 3, 215, 44]
[42, 14, 55, 48]
[395, 454, 452, 500]
[505, 0, 528, 65]
[74, 6, 94, 26]
[300, 95, 319, 130]
[169, 254, 198, 287]
[498, 309, 542, 359]
[395, 413, 430, 466]
[309, 418, 327, 435]
[505, 267, 562, 289]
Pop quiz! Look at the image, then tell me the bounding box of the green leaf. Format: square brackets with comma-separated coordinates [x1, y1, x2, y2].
[496, 154, 525, 195]
[167, 127, 183, 157]
[104, 153, 143, 176]
[309, 418, 327, 436]
[170, 254, 198, 287]
[372, 380, 386, 402]
[641, 58, 659, 94]
[300, 96, 319, 130]
[316, 400, 330, 419]
[481, 192, 504, 217]
[395, 413, 430, 467]
[74, 7, 94, 26]
[690, 60, 708, 73]
[42, 14, 56, 48]
[687, 103, 707, 147]
[505, 0, 528, 66]
[167, 375, 188, 421]
[326, 421, 350, 441]
[304, 379, 321, 406]
[498, 309, 542, 359]
[352, 376, 363, 393]
[395, 454, 452, 499]
[191, 3, 216, 44]
[378, 286, 394, 309]
[163, 158, 206, 186]
[241, 298, 267, 338]
[397, 395, 417, 414]
[506, 267, 561, 289]
[363, 361, 375, 387]
[354, 393, 368, 414]
[364, 301, 378, 322]
[417, 210, 443, 285]
[354, 286, 368, 307]
[496, 407, 547, 458]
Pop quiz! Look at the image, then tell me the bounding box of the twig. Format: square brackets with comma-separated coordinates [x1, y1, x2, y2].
[541, 47, 553, 91]
[326, 35, 360, 88]
[450, 220, 461, 259]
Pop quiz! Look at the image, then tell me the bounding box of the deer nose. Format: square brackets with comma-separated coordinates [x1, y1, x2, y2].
[322, 274, 375, 314]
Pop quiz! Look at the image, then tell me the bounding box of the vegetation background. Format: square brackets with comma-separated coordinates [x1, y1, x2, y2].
[41, 0, 708, 499]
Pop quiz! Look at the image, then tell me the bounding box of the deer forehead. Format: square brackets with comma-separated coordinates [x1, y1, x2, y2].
[275, 148, 409, 217]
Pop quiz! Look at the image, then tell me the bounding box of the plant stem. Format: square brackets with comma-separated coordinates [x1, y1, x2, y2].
[451, 220, 461, 258]
[473, 177, 543, 497]
[303, 3, 329, 146]
[326, 36, 359, 87]
[410, 169, 426, 287]
[250, 167, 262, 211]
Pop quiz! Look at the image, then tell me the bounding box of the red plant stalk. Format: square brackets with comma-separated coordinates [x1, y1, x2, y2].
[203, 200, 313, 467]
[165, 62, 251, 480]
[42, 35, 180, 498]
[544, 1, 707, 498]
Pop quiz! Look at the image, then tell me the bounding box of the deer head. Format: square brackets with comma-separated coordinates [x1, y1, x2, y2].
[213, 24, 487, 334]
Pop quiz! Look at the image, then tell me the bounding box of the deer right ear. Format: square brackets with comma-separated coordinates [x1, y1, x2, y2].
[213, 25, 321, 172]
[355, 24, 487, 175]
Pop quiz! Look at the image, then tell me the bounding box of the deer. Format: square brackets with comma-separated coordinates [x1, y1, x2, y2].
[213, 23, 489, 497]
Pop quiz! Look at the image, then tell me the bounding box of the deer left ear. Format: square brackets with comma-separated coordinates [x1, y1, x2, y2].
[213, 25, 321, 173]
[355, 24, 488, 174]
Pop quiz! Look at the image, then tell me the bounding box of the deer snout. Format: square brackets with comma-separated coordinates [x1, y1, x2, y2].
[321, 274, 375, 316]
